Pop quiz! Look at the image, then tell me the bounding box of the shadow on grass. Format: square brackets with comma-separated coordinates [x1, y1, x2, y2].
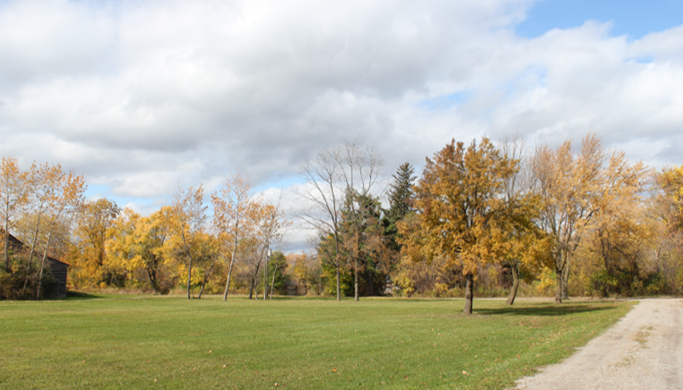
[475, 303, 618, 317]
[65, 291, 101, 300]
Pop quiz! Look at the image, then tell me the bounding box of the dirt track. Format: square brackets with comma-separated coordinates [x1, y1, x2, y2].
[513, 298, 683, 390]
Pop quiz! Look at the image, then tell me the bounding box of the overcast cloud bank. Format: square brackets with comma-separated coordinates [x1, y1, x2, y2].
[1, 0, 682, 249]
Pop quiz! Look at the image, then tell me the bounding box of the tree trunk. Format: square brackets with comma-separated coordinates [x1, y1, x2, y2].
[561, 261, 570, 300]
[22, 211, 43, 298]
[269, 263, 278, 299]
[186, 257, 192, 299]
[336, 266, 341, 301]
[366, 269, 374, 296]
[4, 208, 11, 273]
[249, 260, 261, 300]
[264, 255, 268, 300]
[354, 258, 359, 302]
[505, 262, 520, 306]
[179, 230, 194, 300]
[463, 273, 474, 314]
[224, 257, 235, 301]
[147, 267, 159, 293]
[555, 267, 563, 304]
[36, 225, 56, 299]
[224, 244, 238, 301]
[198, 260, 216, 299]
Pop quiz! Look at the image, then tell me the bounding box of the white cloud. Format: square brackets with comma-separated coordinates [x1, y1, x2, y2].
[1, 0, 682, 250]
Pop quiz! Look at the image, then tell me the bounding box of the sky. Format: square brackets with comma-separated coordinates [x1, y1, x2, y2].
[1, 0, 682, 250]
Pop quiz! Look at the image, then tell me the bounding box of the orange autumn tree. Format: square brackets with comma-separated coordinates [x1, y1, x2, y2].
[582, 152, 652, 296]
[402, 138, 516, 314]
[658, 165, 683, 231]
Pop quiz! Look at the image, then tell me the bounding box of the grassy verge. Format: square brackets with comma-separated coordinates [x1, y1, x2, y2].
[0, 296, 633, 389]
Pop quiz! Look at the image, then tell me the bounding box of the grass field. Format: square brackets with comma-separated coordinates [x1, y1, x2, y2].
[0, 295, 633, 389]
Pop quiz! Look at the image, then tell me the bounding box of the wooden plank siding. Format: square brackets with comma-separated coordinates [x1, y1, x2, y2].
[1, 229, 69, 299]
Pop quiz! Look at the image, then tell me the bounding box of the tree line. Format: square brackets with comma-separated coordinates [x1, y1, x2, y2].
[300, 135, 683, 313]
[0, 167, 289, 300]
[1, 134, 682, 310]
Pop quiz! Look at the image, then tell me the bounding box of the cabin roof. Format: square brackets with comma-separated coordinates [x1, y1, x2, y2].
[1, 228, 69, 267]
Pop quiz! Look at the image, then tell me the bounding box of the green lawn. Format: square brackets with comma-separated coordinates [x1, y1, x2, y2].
[0, 295, 633, 389]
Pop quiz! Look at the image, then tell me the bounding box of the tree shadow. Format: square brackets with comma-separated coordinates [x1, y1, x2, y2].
[65, 291, 101, 300]
[475, 303, 618, 317]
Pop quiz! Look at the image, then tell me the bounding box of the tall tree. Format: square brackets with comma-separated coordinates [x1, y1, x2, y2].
[212, 172, 260, 301]
[36, 170, 85, 298]
[168, 185, 207, 299]
[267, 251, 289, 297]
[386, 162, 416, 224]
[585, 153, 652, 296]
[72, 198, 121, 286]
[530, 134, 605, 303]
[191, 231, 222, 299]
[0, 157, 27, 273]
[107, 209, 170, 293]
[497, 137, 550, 305]
[257, 200, 287, 299]
[657, 165, 683, 231]
[340, 190, 392, 297]
[298, 141, 382, 301]
[651, 164, 683, 293]
[402, 138, 516, 314]
[22, 163, 64, 297]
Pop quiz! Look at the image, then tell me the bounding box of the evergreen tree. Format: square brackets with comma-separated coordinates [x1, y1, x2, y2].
[386, 163, 416, 224]
[339, 189, 391, 297]
[383, 163, 416, 255]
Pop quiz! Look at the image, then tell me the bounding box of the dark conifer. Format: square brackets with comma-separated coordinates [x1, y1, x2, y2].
[386, 162, 416, 224]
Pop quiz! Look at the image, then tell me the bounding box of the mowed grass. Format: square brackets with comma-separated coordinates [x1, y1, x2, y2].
[0, 295, 633, 390]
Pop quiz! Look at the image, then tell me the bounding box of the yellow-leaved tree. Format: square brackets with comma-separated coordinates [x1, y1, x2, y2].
[1, 156, 28, 274]
[582, 151, 653, 296]
[107, 208, 171, 293]
[651, 164, 683, 293]
[70, 198, 121, 288]
[402, 138, 516, 314]
[35, 168, 86, 298]
[22, 163, 86, 298]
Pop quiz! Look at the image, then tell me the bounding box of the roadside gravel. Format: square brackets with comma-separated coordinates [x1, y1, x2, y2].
[513, 298, 683, 390]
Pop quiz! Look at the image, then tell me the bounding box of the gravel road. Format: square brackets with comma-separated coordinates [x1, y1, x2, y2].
[513, 298, 683, 390]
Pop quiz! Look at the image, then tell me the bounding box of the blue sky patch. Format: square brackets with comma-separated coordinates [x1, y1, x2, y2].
[516, 0, 683, 39]
[418, 91, 472, 110]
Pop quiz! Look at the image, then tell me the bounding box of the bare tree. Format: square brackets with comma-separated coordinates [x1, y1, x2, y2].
[297, 141, 383, 301]
[169, 185, 208, 299]
[530, 134, 605, 303]
[212, 172, 260, 301]
[498, 136, 552, 306]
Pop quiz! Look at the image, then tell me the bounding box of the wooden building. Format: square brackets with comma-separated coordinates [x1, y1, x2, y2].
[1, 229, 69, 299]
[285, 280, 307, 296]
